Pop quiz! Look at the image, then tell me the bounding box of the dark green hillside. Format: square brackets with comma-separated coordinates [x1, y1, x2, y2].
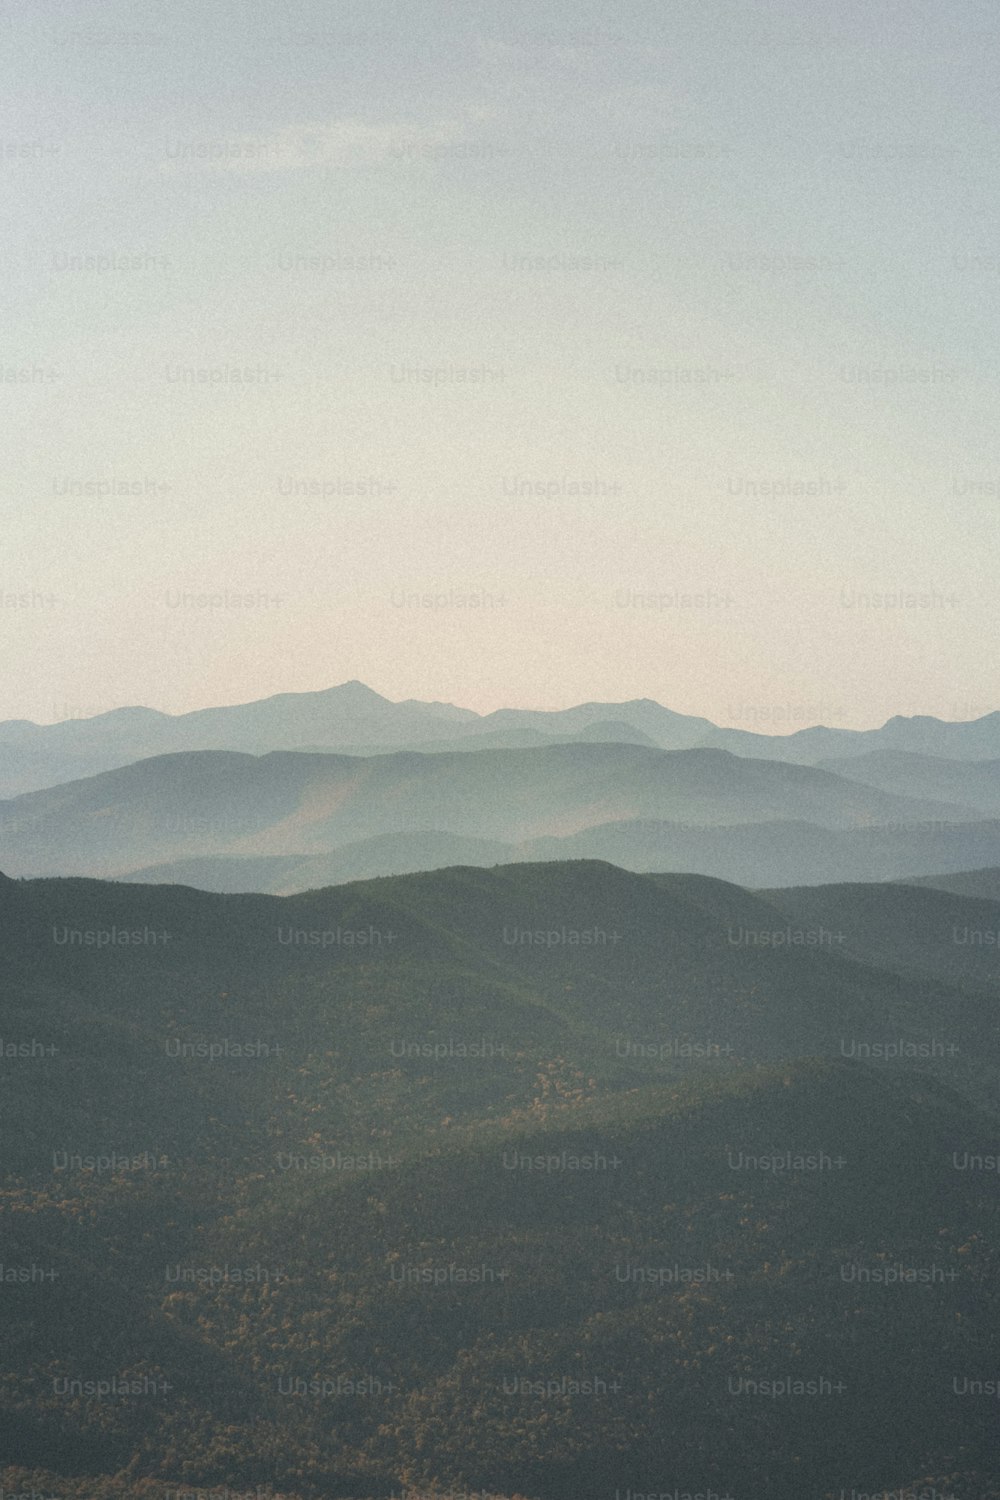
[2, 862, 1000, 1498]
[899, 864, 1000, 901]
[2, 862, 998, 1185]
[2, 1061, 999, 1499]
[761, 878, 1000, 997]
[3, 861, 998, 1148]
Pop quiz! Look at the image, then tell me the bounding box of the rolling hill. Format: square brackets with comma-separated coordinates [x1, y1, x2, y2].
[117, 817, 1000, 895]
[1, 860, 998, 1499]
[763, 876, 1000, 998]
[0, 742, 977, 881]
[895, 865, 1000, 901]
[817, 749, 1000, 817]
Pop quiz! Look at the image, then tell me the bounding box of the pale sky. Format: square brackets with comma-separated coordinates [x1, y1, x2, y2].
[3, 0, 999, 728]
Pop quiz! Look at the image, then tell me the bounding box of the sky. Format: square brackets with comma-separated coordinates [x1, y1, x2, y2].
[3, 0, 999, 729]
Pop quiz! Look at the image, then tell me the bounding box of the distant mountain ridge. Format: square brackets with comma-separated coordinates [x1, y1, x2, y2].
[116, 818, 1000, 896]
[0, 741, 977, 881]
[3, 678, 1000, 798]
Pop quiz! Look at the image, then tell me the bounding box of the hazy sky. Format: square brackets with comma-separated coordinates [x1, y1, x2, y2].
[3, 0, 999, 728]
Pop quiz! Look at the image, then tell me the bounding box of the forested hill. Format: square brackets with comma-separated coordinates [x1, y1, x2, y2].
[1, 861, 999, 1497]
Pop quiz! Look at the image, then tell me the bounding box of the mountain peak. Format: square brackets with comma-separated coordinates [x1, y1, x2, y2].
[322, 680, 390, 703]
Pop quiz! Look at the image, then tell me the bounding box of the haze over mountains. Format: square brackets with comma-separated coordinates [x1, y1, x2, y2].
[11, 0, 998, 1488]
[6, 682, 1000, 1497]
[8, 683, 1000, 892]
[7, 678, 1000, 798]
[112, 816, 1000, 896]
[0, 739, 983, 884]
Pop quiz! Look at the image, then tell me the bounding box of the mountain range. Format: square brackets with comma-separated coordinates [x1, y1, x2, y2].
[112, 816, 1000, 895]
[0, 740, 981, 883]
[7, 678, 1000, 797]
